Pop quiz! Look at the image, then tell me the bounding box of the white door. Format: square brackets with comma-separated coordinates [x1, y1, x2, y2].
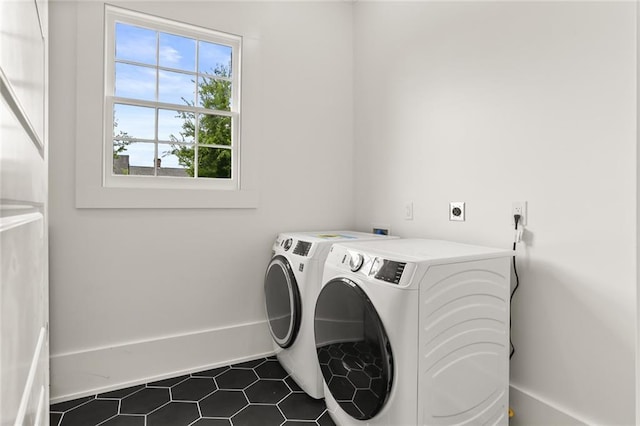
[0, 0, 49, 425]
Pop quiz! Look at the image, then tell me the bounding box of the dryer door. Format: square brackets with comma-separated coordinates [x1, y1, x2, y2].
[264, 255, 301, 348]
[314, 278, 393, 420]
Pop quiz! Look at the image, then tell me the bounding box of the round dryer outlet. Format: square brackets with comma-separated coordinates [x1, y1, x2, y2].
[449, 202, 465, 221]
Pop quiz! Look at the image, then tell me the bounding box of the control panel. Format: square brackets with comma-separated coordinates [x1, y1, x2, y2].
[273, 236, 314, 258]
[331, 247, 412, 286]
[293, 240, 312, 257]
[371, 258, 406, 285]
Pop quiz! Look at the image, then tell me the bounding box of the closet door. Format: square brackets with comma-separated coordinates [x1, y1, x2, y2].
[0, 0, 49, 424]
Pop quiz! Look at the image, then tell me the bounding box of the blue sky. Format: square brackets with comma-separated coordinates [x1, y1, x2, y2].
[113, 22, 232, 170]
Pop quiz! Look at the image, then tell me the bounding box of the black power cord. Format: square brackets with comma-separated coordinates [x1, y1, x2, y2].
[510, 214, 521, 359]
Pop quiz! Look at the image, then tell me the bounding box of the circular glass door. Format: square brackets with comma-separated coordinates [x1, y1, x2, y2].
[264, 255, 301, 348]
[314, 278, 393, 420]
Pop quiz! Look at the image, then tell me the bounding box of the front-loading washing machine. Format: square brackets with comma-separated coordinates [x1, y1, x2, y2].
[314, 239, 512, 425]
[264, 231, 397, 399]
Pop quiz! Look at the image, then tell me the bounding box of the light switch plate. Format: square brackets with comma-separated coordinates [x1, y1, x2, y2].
[404, 202, 414, 220]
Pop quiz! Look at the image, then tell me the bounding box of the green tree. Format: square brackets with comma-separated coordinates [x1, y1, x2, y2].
[113, 117, 132, 175]
[113, 117, 132, 158]
[169, 64, 232, 178]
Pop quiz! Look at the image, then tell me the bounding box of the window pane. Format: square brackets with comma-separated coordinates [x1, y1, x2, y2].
[158, 109, 195, 143]
[157, 143, 190, 177]
[159, 33, 196, 72]
[113, 104, 155, 140]
[199, 41, 232, 77]
[112, 141, 155, 175]
[159, 70, 196, 106]
[198, 114, 231, 146]
[197, 147, 231, 179]
[115, 23, 156, 65]
[115, 63, 156, 101]
[197, 76, 231, 111]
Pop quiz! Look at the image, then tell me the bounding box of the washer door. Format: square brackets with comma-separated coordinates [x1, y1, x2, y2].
[314, 278, 393, 420]
[264, 255, 301, 348]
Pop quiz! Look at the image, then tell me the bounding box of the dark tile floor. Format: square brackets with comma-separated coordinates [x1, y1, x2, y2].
[50, 356, 335, 426]
[317, 341, 384, 421]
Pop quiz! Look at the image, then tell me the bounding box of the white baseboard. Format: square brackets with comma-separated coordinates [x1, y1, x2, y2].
[50, 320, 274, 404]
[509, 384, 589, 426]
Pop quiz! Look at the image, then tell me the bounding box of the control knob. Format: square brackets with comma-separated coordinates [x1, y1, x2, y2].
[349, 253, 364, 272]
[283, 238, 293, 251]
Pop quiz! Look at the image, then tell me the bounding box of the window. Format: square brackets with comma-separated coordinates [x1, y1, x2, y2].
[104, 6, 241, 190]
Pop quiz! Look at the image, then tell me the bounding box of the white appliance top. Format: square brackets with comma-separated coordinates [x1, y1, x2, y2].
[278, 230, 392, 244]
[335, 238, 512, 264]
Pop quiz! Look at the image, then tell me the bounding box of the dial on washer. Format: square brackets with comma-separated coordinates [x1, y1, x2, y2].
[349, 253, 364, 272]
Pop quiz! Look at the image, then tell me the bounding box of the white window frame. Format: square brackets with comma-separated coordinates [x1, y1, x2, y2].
[104, 5, 241, 191]
[75, 3, 258, 209]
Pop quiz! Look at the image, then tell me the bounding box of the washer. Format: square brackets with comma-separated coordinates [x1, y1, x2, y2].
[264, 231, 397, 399]
[314, 239, 512, 425]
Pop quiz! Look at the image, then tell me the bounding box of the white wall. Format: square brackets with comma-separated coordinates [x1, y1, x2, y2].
[50, 1, 639, 423]
[48, 0, 355, 401]
[353, 2, 636, 425]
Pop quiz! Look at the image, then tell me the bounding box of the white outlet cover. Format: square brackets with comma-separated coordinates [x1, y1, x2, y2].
[511, 201, 527, 226]
[404, 202, 414, 220]
[450, 202, 465, 221]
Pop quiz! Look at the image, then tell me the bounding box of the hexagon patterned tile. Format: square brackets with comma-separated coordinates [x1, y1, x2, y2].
[316, 342, 386, 421]
[50, 356, 336, 426]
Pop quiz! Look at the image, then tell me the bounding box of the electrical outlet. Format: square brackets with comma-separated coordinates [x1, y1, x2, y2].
[512, 201, 527, 226]
[404, 202, 413, 220]
[449, 202, 465, 221]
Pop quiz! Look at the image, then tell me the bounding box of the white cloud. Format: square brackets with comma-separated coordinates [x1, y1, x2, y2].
[159, 70, 196, 105]
[160, 45, 182, 65]
[116, 65, 156, 100]
[116, 34, 156, 65]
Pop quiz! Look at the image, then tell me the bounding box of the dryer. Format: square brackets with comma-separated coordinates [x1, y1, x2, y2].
[264, 231, 397, 399]
[314, 239, 512, 425]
